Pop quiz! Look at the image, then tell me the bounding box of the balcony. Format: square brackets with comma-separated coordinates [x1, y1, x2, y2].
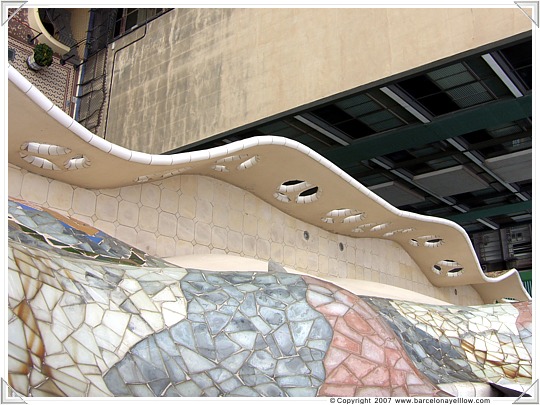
[27, 8, 90, 65]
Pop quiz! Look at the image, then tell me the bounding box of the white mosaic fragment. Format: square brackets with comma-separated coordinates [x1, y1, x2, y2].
[120, 329, 143, 355]
[60, 366, 87, 383]
[13, 256, 39, 279]
[52, 303, 74, 329]
[519, 364, 532, 377]
[41, 284, 64, 310]
[8, 298, 21, 310]
[124, 269, 148, 279]
[153, 287, 176, 303]
[128, 315, 154, 337]
[29, 291, 53, 323]
[36, 321, 64, 354]
[130, 290, 158, 312]
[8, 374, 29, 397]
[54, 380, 86, 396]
[8, 269, 25, 302]
[30, 353, 43, 369]
[162, 268, 187, 280]
[140, 310, 165, 331]
[21, 274, 41, 300]
[109, 290, 128, 306]
[49, 369, 88, 397]
[485, 351, 504, 363]
[8, 342, 29, 365]
[38, 272, 64, 291]
[102, 310, 131, 336]
[46, 353, 75, 369]
[306, 290, 334, 307]
[29, 369, 47, 387]
[467, 322, 482, 334]
[94, 325, 122, 351]
[169, 284, 185, 298]
[162, 303, 187, 327]
[82, 285, 110, 305]
[63, 304, 86, 329]
[72, 324, 102, 358]
[32, 256, 55, 276]
[85, 303, 105, 327]
[63, 336, 97, 365]
[474, 338, 487, 352]
[516, 346, 531, 361]
[8, 356, 28, 377]
[87, 385, 112, 397]
[498, 323, 518, 335]
[138, 272, 174, 282]
[95, 356, 109, 374]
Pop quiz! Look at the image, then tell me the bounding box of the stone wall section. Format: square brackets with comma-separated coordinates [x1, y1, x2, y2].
[101, 8, 531, 153]
[8, 164, 483, 305]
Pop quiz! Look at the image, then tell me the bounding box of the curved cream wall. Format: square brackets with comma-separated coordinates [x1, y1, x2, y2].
[8, 164, 483, 306]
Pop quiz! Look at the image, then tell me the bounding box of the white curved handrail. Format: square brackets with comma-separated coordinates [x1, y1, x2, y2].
[7, 64, 531, 303]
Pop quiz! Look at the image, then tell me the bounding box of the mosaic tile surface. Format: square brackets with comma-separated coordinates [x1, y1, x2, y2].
[365, 297, 533, 393]
[104, 270, 332, 396]
[7, 198, 533, 397]
[8, 198, 171, 267]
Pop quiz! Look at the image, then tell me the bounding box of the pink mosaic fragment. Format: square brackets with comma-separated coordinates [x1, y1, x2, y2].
[302, 276, 442, 397]
[317, 302, 350, 316]
[327, 364, 361, 385]
[334, 317, 364, 342]
[332, 332, 360, 353]
[319, 384, 356, 397]
[324, 347, 350, 369]
[344, 356, 377, 380]
[362, 338, 385, 363]
[362, 366, 390, 386]
[343, 310, 373, 335]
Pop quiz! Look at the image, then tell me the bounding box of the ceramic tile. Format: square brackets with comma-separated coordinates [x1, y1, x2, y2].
[7, 196, 533, 398]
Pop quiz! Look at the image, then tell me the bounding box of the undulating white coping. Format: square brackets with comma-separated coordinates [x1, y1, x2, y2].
[7, 64, 531, 303]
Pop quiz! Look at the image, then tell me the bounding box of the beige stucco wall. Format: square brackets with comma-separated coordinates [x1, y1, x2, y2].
[8, 164, 483, 305]
[101, 8, 531, 154]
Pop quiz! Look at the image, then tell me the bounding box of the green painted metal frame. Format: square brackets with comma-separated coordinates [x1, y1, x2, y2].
[322, 94, 532, 168]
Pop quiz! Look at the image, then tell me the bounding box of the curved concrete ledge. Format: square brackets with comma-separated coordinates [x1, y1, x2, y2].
[7, 65, 531, 303]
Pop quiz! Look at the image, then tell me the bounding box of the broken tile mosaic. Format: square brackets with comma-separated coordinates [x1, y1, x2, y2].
[7, 198, 533, 397]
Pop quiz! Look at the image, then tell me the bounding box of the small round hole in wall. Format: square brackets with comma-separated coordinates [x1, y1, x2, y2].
[303, 231, 310, 240]
[339, 242, 344, 251]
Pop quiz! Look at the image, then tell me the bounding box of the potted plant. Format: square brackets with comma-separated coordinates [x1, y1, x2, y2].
[27, 43, 53, 71]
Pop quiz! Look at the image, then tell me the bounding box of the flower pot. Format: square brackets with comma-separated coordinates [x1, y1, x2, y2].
[27, 54, 44, 71]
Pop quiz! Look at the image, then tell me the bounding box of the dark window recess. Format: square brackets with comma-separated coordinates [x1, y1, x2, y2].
[311, 105, 375, 139]
[396, 75, 460, 116]
[385, 150, 415, 163]
[461, 129, 492, 145]
[499, 40, 532, 89]
[335, 120, 375, 138]
[311, 105, 352, 125]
